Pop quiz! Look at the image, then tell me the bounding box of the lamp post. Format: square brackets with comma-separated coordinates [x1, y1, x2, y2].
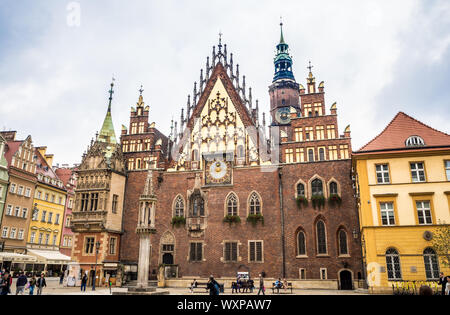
[92, 241, 100, 291]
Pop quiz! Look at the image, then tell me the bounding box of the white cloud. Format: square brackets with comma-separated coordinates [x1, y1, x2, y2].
[0, 0, 448, 164]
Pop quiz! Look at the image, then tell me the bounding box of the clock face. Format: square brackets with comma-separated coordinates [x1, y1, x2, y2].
[205, 159, 232, 185]
[275, 107, 291, 125]
[209, 160, 227, 180]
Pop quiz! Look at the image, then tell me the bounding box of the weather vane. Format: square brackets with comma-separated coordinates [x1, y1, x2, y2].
[307, 61, 313, 73]
[139, 85, 144, 96]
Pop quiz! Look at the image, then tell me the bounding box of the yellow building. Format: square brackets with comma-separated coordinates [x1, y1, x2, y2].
[353, 112, 450, 294]
[26, 147, 70, 275]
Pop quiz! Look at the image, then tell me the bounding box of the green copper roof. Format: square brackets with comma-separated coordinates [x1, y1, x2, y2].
[97, 80, 118, 159]
[98, 107, 117, 145]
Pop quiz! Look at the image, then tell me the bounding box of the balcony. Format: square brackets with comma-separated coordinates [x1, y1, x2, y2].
[71, 210, 107, 231]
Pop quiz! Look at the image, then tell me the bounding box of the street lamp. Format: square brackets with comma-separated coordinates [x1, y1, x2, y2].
[92, 241, 100, 291]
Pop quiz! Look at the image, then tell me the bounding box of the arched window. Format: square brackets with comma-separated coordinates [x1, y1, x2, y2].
[226, 193, 238, 216]
[190, 193, 204, 217]
[423, 248, 440, 280]
[296, 183, 305, 197]
[316, 220, 327, 254]
[297, 231, 306, 256]
[386, 248, 402, 280]
[405, 136, 425, 147]
[338, 229, 348, 255]
[249, 192, 261, 215]
[329, 182, 338, 195]
[319, 148, 325, 161]
[311, 179, 323, 196]
[308, 149, 314, 162]
[174, 196, 184, 217]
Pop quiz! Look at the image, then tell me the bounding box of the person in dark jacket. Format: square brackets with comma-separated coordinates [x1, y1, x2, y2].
[81, 273, 88, 292]
[0, 272, 11, 295]
[206, 275, 220, 295]
[36, 274, 47, 295]
[438, 272, 448, 296]
[15, 272, 28, 295]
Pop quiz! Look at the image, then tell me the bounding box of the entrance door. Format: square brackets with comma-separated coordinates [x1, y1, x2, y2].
[339, 270, 353, 290]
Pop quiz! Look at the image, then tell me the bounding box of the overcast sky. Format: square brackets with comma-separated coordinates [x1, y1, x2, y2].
[0, 0, 449, 165]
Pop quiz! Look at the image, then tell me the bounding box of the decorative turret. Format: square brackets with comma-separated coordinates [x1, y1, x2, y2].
[269, 21, 300, 125]
[273, 21, 295, 82]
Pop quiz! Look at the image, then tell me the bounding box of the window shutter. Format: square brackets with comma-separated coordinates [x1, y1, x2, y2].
[232, 242, 237, 261]
[256, 242, 262, 262]
[196, 243, 202, 261]
[249, 242, 255, 262]
[190, 243, 196, 261]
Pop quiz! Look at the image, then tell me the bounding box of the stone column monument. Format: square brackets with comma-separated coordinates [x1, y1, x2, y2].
[135, 168, 157, 289]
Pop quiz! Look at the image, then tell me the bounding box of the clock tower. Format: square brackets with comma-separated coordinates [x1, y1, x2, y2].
[269, 22, 300, 126]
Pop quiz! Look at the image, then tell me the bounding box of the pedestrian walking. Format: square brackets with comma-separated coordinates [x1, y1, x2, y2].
[15, 272, 28, 295]
[36, 274, 47, 295]
[28, 275, 37, 295]
[80, 273, 88, 292]
[59, 272, 64, 285]
[0, 272, 11, 295]
[446, 276, 450, 296]
[206, 275, 220, 295]
[257, 273, 265, 295]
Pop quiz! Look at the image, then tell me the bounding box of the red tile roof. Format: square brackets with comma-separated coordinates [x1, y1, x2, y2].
[357, 112, 450, 152]
[4, 141, 22, 167]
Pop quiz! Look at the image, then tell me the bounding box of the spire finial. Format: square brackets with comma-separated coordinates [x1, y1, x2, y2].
[279, 17, 285, 44]
[219, 31, 223, 47]
[307, 61, 314, 74]
[108, 77, 115, 112]
[139, 85, 144, 96]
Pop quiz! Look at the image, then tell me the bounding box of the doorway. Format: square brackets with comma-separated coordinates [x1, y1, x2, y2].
[339, 270, 353, 290]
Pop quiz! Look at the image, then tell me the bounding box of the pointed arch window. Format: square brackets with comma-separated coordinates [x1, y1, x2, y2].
[226, 193, 238, 216]
[386, 248, 402, 280]
[329, 182, 338, 195]
[190, 193, 204, 217]
[249, 193, 261, 215]
[423, 248, 440, 280]
[174, 196, 184, 217]
[192, 149, 199, 161]
[338, 229, 348, 255]
[296, 183, 305, 197]
[297, 231, 306, 256]
[316, 220, 327, 254]
[311, 179, 323, 196]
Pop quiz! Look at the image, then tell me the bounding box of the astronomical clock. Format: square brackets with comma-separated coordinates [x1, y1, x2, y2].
[204, 153, 232, 185]
[274, 107, 291, 125]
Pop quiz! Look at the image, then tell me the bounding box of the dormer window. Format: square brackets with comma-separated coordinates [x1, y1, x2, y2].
[406, 136, 425, 147]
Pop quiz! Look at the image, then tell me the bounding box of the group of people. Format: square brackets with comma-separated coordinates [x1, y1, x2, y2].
[231, 275, 255, 293]
[0, 269, 47, 295]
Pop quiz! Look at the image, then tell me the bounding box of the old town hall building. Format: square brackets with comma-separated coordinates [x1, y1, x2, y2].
[72, 24, 363, 289]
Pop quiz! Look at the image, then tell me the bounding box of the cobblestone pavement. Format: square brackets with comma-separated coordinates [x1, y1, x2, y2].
[8, 278, 369, 295]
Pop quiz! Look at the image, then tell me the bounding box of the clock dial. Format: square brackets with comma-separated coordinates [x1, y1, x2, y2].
[209, 160, 227, 180]
[275, 107, 291, 125]
[204, 158, 232, 185]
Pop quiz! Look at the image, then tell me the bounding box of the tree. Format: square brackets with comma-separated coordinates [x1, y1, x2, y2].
[431, 224, 450, 268]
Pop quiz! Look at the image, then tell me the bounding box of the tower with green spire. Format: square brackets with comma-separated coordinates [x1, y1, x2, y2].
[269, 21, 300, 126]
[273, 21, 295, 82]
